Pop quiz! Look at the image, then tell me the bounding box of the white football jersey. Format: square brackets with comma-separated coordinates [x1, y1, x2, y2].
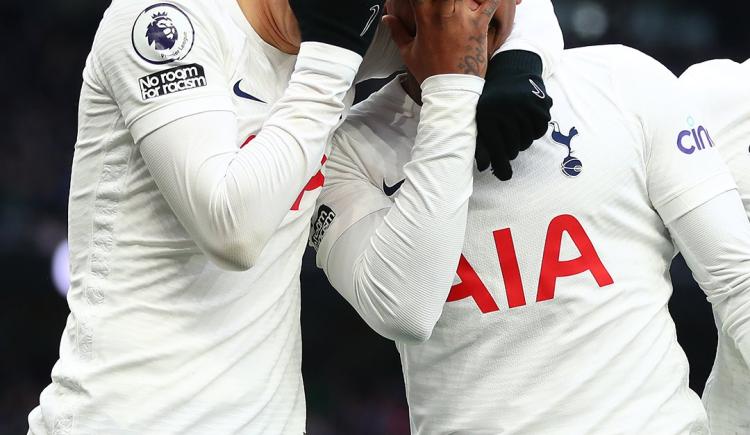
[27, 0, 398, 433]
[680, 59, 750, 435]
[315, 46, 738, 434]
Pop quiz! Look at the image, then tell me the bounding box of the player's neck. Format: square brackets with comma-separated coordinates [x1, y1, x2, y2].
[401, 73, 423, 106]
[237, 0, 300, 55]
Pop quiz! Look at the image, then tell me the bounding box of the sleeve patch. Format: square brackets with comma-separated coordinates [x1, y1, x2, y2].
[676, 117, 715, 155]
[139, 63, 207, 100]
[310, 205, 337, 251]
[132, 3, 196, 65]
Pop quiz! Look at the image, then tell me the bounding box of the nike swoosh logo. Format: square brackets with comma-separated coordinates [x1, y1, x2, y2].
[360, 5, 381, 37]
[383, 179, 405, 197]
[233, 80, 265, 103]
[530, 79, 546, 99]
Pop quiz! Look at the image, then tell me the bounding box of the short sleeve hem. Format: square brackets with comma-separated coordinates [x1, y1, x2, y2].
[656, 171, 737, 224]
[129, 94, 235, 143]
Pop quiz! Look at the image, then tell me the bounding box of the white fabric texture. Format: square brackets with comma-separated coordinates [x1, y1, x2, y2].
[314, 45, 740, 435]
[679, 58, 750, 435]
[322, 74, 483, 343]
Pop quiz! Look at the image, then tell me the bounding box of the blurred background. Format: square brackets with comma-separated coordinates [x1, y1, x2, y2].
[0, 0, 746, 434]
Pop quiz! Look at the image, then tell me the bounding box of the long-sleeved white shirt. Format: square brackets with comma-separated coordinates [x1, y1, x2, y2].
[314, 45, 750, 434]
[28, 0, 390, 433]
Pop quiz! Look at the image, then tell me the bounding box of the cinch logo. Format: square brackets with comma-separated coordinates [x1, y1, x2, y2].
[677, 117, 714, 155]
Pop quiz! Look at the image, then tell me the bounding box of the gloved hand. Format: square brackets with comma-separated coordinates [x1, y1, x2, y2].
[289, 0, 386, 57]
[475, 50, 553, 181]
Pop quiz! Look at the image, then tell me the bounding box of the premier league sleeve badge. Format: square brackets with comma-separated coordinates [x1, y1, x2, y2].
[132, 3, 196, 65]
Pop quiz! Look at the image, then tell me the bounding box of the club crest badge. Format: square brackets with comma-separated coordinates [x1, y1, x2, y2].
[550, 121, 582, 177]
[132, 3, 195, 65]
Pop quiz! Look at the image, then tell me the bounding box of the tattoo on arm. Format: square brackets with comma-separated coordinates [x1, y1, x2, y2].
[458, 34, 486, 75]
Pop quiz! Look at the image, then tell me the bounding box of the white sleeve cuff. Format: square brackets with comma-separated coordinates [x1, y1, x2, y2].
[297, 42, 363, 79]
[421, 74, 485, 96]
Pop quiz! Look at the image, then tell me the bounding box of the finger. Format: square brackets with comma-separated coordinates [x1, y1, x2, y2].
[474, 135, 492, 171]
[492, 156, 513, 181]
[382, 15, 414, 49]
[526, 102, 553, 140]
[529, 113, 551, 141]
[516, 116, 536, 152]
[501, 121, 522, 160]
[434, 0, 458, 17]
[476, 0, 501, 22]
[409, 0, 429, 16]
[480, 121, 506, 164]
[482, 123, 515, 177]
[476, 115, 497, 171]
[409, 0, 430, 28]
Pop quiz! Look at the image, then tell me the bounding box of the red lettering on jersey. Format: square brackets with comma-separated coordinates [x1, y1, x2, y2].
[291, 156, 328, 211]
[240, 134, 256, 148]
[447, 255, 500, 313]
[536, 215, 614, 302]
[494, 228, 526, 308]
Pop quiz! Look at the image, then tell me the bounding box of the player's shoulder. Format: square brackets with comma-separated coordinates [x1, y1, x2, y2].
[556, 45, 678, 119]
[93, 0, 229, 60]
[680, 58, 747, 83]
[561, 45, 674, 80]
[679, 58, 750, 113]
[331, 77, 417, 179]
[98, 0, 226, 34]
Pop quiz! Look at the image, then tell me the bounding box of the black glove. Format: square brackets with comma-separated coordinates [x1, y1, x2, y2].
[475, 50, 553, 181]
[289, 0, 385, 57]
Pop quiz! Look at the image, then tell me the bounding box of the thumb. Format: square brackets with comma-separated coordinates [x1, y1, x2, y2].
[382, 15, 413, 49]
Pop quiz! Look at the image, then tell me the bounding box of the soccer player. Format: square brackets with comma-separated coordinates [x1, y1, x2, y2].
[680, 59, 750, 435]
[312, 3, 750, 433]
[28, 0, 563, 433]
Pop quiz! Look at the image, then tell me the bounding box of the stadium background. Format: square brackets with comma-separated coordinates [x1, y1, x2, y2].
[0, 0, 746, 433]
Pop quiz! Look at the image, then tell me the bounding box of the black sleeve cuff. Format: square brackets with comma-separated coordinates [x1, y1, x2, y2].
[488, 50, 544, 76]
